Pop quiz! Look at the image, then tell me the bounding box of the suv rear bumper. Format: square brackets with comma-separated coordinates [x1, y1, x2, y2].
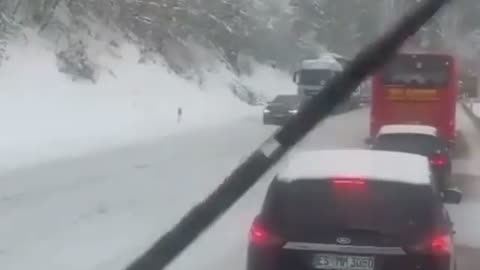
[247, 244, 452, 270]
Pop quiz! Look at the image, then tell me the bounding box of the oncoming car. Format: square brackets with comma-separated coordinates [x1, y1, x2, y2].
[247, 149, 461, 270]
[263, 95, 302, 125]
[370, 124, 452, 191]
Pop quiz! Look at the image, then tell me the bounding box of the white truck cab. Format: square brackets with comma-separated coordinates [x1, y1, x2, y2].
[293, 56, 344, 98]
[293, 54, 362, 110]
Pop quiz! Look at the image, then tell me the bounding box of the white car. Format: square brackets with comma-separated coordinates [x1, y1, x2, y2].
[371, 124, 452, 191]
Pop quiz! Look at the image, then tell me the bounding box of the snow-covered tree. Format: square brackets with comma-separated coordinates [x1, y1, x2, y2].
[1, 0, 480, 78]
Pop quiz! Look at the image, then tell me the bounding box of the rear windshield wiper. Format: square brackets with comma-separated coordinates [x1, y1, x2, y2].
[125, 1, 451, 269]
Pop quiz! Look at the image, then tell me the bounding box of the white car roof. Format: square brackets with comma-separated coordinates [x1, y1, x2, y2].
[300, 57, 343, 71]
[277, 149, 431, 185]
[377, 124, 437, 137]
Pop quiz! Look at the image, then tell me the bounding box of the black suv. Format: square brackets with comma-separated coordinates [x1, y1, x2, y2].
[371, 129, 452, 191]
[246, 150, 461, 270]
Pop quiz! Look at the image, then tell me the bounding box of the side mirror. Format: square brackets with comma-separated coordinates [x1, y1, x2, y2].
[293, 71, 298, 83]
[442, 188, 462, 204]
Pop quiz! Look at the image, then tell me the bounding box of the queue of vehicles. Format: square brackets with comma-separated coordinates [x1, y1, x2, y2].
[252, 50, 463, 270]
[367, 50, 458, 191]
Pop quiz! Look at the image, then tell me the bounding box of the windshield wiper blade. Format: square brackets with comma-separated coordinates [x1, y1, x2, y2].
[125, 1, 450, 269]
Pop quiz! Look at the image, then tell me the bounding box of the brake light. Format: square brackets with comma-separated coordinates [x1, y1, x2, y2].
[409, 235, 452, 255]
[431, 235, 451, 255]
[430, 154, 446, 166]
[333, 178, 366, 185]
[249, 219, 284, 246]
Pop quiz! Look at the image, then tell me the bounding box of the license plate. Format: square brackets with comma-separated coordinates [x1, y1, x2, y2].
[312, 253, 374, 270]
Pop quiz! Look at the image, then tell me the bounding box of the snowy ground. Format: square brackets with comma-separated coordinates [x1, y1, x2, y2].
[2, 32, 480, 270]
[0, 115, 275, 270]
[0, 31, 295, 173]
[0, 108, 369, 270]
[1, 106, 480, 270]
[463, 98, 480, 119]
[0, 31, 301, 270]
[472, 101, 480, 118]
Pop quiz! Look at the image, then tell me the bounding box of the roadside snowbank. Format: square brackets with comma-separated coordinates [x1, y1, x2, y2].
[0, 32, 276, 172]
[472, 102, 480, 118]
[238, 62, 296, 101]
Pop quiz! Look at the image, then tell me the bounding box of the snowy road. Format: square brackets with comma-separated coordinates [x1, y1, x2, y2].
[0, 113, 278, 270]
[1, 107, 480, 270]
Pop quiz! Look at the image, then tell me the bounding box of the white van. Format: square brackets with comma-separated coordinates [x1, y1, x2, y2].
[293, 56, 343, 98]
[293, 54, 361, 111]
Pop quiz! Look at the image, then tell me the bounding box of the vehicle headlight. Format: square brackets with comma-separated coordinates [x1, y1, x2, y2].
[289, 109, 298, 114]
[263, 109, 270, 113]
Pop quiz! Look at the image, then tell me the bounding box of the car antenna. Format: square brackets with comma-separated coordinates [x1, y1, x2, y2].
[124, 1, 450, 270]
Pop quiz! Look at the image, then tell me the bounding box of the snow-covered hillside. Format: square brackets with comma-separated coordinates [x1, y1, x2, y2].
[0, 29, 295, 173]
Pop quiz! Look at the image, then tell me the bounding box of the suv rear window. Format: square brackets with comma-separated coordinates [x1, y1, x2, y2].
[262, 179, 439, 239]
[373, 133, 444, 156]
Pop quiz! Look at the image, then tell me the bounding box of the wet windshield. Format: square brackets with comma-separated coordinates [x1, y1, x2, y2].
[2, 1, 479, 270]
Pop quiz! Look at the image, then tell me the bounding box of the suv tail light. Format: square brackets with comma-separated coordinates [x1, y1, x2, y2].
[249, 218, 284, 246]
[430, 154, 447, 166]
[408, 234, 452, 255]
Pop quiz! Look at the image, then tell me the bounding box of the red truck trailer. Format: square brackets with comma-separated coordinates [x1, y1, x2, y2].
[369, 51, 458, 146]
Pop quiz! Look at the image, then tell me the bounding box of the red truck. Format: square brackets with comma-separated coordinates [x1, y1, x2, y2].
[369, 51, 458, 146]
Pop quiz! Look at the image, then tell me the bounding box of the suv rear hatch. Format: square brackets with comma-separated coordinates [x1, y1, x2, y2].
[260, 179, 446, 270]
